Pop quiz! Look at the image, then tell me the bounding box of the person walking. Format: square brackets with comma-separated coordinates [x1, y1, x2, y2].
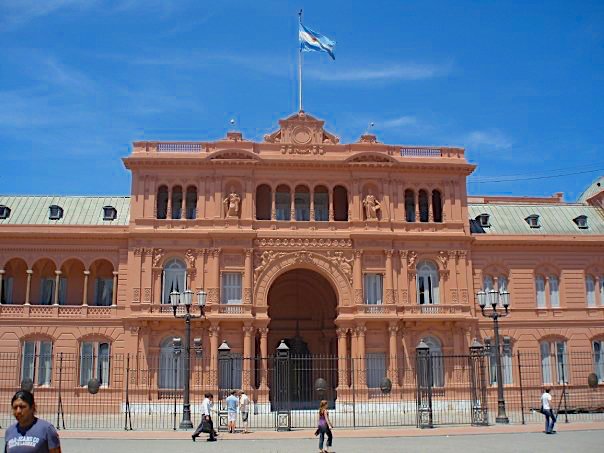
[192, 392, 217, 442]
[5, 390, 62, 453]
[239, 391, 250, 433]
[316, 400, 333, 453]
[226, 390, 239, 434]
[541, 388, 557, 434]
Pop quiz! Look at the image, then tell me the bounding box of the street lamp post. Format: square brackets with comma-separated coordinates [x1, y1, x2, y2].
[171, 288, 207, 429]
[476, 288, 510, 424]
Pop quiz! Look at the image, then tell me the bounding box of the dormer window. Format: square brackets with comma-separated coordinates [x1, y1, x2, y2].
[49, 205, 63, 220]
[573, 215, 588, 229]
[525, 214, 540, 228]
[476, 213, 490, 228]
[102, 206, 117, 221]
[0, 205, 10, 219]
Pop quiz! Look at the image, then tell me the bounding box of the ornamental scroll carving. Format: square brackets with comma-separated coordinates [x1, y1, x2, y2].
[407, 251, 418, 270]
[152, 248, 165, 267]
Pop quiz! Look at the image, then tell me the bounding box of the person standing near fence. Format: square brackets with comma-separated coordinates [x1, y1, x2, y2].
[239, 390, 250, 433]
[541, 388, 557, 434]
[226, 390, 239, 434]
[5, 390, 62, 453]
[315, 400, 333, 453]
[192, 392, 217, 442]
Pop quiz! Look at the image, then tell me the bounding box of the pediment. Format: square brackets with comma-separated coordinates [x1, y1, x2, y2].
[264, 111, 339, 146]
[346, 152, 397, 164]
[207, 149, 259, 161]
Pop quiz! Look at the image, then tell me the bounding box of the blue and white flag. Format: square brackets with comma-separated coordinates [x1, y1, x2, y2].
[299, 22, 336, 60]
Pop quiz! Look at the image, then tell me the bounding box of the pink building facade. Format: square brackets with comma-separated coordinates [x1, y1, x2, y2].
[1, 112, 603, 406]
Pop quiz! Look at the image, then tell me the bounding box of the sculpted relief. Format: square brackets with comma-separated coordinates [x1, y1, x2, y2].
[363, 191, 382, 220]
[223, 187, 241, 218]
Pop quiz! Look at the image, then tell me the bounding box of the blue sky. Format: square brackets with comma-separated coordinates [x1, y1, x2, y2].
[1, 0, 602, 200]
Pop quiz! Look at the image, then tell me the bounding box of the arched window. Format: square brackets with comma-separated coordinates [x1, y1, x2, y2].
[586, 275, 596, 307]
[255, 184, 272, 220]
[419, 190, 429, 222]
[294, 185, 310, 221]
[171, 186, 183, 219]
[417, 261, 439, 305]
[333, 185, 348, 221]
[275, 185, 291, 221]
[156, 186, 168, 219]
[540, 339, 569, 384]
[162, 258, 186, 304]
[483, 275, 494, 292]
[594, 339, 604, 383]
[21, 339, 53, 386]
[159, 337, 184, 389]
[79, 340, 110, 387]
[432, 190, 443, 222]
[185, 186, 197, 219]
[314, 186, 329, 221]
[405, 190, 415, 222]
[424, 336, 444, 387]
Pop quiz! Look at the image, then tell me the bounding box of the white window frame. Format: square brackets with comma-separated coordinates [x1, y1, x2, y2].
[161, 258, 187, 304]
[549, 275, 560, 308]
[594, 340, 604, 383]
[586, 275, 596, 307]
[221, 272, 242, 304]
[535, 275, 546, 308]
[417, 261, 439, 305]
[21, 340, 53, 386]
[363, 273, 383, 305]
[540, 340, 569, 384]
[79, 341, 110, 387]
[366, 352, 386, 389]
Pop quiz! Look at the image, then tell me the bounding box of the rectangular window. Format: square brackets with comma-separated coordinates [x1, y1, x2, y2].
[218, 352, 243, 390]
[275, 192, 290, 221]
[502, 337, 513, 384]
[366, 352, 386, 389]
[21, 341, 53, 386]
[540, 342, 552, 384]
[549, 276, 560, 308]
[40, 278, 54, 305]
[58, 277, 67, 305]
[555, 341, 569, 384]
[586, 277, 596, 307]
[536, 276, 546, 308]
[314, 192, 328, 221]
[80, 342, 110, 387]
[221, 272, 242, 304]
[594, 341, 604, 383]
[363, 274, 383, 305]
[94, 278, 113, 306]
[485, 338, 497, 385]
[1, 277, 13, 304]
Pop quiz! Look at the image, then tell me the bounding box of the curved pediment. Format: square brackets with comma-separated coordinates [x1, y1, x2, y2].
[207, 149, 260, 161]
[346, 152, 398, 164]
[264, 111, 339, 146]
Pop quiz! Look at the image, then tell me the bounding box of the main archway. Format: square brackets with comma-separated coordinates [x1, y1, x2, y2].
[267, 268, 338, 411]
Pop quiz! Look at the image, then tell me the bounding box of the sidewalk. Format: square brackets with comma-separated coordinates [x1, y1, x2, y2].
[13, 421, 601, 440]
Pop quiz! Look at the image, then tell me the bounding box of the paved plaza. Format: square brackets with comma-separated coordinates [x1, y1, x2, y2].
[49, 425, 604, 453]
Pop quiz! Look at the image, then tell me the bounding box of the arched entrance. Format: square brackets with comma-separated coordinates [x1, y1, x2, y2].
[267, 269, 338, 410]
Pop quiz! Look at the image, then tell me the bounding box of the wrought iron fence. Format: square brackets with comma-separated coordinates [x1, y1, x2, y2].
[0, 350, 602, 431]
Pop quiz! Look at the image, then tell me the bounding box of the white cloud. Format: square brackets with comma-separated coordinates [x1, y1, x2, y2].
[379, 116, 419, 129]
[463, 130, 512, 149]
[306, 63, 451, 82]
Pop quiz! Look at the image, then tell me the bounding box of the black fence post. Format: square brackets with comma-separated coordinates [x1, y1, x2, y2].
[275, 340, 291, 431]
[124, 354, 132, 431]
[351, 356, 356, 429]
[217, 340, 231, 432]
[56, 352, 65, 430]
[415, 339, 433, 429]
[469, 339, 488, 426]
[517, 351, 525, 425]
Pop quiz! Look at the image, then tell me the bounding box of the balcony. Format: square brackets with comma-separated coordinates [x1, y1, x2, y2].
[351, 304, 398, 318]
[0, 304, 120, 319]
[401, 304, 472, 319]
[143, 304, 252, 317]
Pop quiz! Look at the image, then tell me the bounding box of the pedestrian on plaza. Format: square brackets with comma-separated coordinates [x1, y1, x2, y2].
[192, 392, 217, 442]
[5, 390, 62, 453]
[239, 390, 250, 433]
[540, 387, 557, 434]
[315, 399, 333, 453]
[226, 390, 239, 434]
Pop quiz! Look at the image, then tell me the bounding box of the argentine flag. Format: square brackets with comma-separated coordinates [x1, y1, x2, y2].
[299, 22, 336, 60]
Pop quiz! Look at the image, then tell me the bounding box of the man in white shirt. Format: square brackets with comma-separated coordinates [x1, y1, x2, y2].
[192, 392, 217, 442]
[540, 388, 556, 434]
[239, 391, 250, 433]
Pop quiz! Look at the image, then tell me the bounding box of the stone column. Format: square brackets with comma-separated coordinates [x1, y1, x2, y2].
[336, 328, 348, 388]
[415, 191, 420, 221]
[167, 187, 172, 219]
[112, 271, 119, 306]
[309, 188, 315, 221]
[209, 248, 221, 305]
[53, 270, 61, 305]
[290, 192, 295, 221]
[242, 325, 254, 389]
[208, 324, 220, 388]
[353, 250, 363, 305]
[259, 327, 269, 390]
[82, 270, 90, 306]
[428, 189, 434, 222]
[328, 189, 334, 221]
[243, 249, 253, 304]
[355, 325, 367, 389]
[271, 188, 276, 220]
[384, 250, 394, 304]
[0, 269, 4, 304]
[25, 269, 33, 305]
[388, 323, 399, 387]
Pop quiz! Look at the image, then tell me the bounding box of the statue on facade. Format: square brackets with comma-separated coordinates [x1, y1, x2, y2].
[363, 191, 382, 220]
[223, 187, 241, 218]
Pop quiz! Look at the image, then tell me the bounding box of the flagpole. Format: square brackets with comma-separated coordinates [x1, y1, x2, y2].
[298, 9, 303, 112]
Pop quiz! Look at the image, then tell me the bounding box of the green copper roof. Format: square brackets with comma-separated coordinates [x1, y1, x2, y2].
[0, 196, 130, 226]
[577, 176, 604, 203]
[469, 203, 604, 235]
